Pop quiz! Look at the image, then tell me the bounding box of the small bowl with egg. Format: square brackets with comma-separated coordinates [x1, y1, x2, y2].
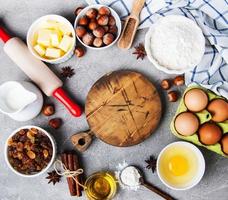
[145, 15, 205, 74]
[27, 14, 76, 64]
[74, 5, 121, 50]
[4, 126, 56, 177]
[157, 141, 205, 190]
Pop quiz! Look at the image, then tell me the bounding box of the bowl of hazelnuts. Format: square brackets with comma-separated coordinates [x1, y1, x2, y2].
[74, 5, 121, 49]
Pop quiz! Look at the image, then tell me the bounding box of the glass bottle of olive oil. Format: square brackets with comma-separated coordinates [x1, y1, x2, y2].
[85, 172, 117, 200]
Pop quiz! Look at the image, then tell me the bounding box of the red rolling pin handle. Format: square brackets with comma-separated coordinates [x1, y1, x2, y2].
[0, 27, 11, 43]
[53, 87, 82, 117]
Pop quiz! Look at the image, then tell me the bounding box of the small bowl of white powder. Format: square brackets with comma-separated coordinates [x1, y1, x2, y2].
[145, 15, 205, 74]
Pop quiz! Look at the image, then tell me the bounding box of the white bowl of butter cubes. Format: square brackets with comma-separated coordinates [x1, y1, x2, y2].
[27, 15, 76, 64]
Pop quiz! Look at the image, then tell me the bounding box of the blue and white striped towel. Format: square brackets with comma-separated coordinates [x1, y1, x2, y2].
[86, 0, 228, 99]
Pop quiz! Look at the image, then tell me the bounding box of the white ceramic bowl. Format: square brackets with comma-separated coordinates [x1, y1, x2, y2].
[5, 125, 56, 177]
[27, 14, 76, 64]
[157, 141, 205, 190]
[74, 5, 121, 50]
[145, 15, 205, 74]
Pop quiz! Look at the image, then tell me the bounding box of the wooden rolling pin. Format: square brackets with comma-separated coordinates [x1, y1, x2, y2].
[118, 0, 145, 49]
[0, 26, 82, 117]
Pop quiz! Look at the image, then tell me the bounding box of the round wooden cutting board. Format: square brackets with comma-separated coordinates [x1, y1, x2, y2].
[85, 70, 162, 147]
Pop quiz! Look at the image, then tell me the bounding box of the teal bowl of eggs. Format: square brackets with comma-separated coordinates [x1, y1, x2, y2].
[170, 85, 228, 157]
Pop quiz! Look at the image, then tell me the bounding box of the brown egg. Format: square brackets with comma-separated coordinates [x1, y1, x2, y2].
[207, 99, 228, 122]
[221, 134, 228, 155]
[184, 88, 208, 112]
[198, 122, 222, 145]
[174, 112, 199, 136]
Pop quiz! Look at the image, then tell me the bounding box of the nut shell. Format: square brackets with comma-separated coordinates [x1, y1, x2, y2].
[161, 79, 171, 90]
[82, 33, 95, 46]
[49, 118, 62, 129]
[108, 25, 118, 35]
[108, 15, 116, 26]
[78, 16, 89, 26]
[103, 33, 114, 45]
[88, 21, 98, 30]
[98, 6, 111, 15]
[75, 26, 87, 38]
[86, 8, 98, 18]
[42, 104, 55, 116]
[74, 7, 84, 16]
[97, 15, 109, 26]
[93, 37, 103, 47]
[75, 47, 85, 57]
[93, 26, 105, 38]
[168, 91, 178, 102]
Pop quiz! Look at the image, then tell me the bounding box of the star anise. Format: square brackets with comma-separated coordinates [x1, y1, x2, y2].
[46, 170, 61, 185]
[133, 43, 147, 60]
[60, 66, 75, 78]
[145, 155, 157, 173]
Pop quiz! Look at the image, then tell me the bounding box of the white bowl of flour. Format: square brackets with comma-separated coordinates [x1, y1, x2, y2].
[145, 15, 205, 74]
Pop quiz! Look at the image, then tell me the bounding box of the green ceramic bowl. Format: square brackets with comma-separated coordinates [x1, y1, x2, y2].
[170, 85, 228, 157]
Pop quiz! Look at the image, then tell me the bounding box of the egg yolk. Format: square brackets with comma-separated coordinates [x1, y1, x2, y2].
[168, 155, 189, 176]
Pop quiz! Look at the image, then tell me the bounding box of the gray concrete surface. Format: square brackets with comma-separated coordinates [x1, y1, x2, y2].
[0, 0, 227, 200]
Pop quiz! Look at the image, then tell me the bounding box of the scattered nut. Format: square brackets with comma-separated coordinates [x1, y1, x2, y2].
[108, 15, 116, 26]
[49, 118, 62, 129]
[27, 150, 36, 159]
[168, 91, 178, 102]
[97, 15, 109, 26]
[82, 33, 94, 46]
[75, 26, 87, 38]
[103, 33, 114, 45]
[78, 16, 89, 26]
[86, 8, 98, 18]
[98, 6, 111, 15]
[74, 7, 84, 16]
[93, 26, 105, 38]
[173, 75, 185, 86]
[42, 104, 55, 116]
[88, 21, 98, 30]
[75, 46, 85, 57]
[93, 37, 103, 47]
[161, 79, 171, 90]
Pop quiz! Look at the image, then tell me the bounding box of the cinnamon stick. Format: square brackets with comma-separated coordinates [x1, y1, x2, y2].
[61, 153, 76, 196]
[73, 154, 82, 197]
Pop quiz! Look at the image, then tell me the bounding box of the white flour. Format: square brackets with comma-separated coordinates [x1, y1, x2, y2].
[148, 15, 205, 70]
[115, 161, 141, 191]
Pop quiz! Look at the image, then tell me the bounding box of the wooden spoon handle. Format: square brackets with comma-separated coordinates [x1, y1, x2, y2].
[71, 130, 93, 152]
[142, 182, 175, 200]
[131, 0, 146, 17]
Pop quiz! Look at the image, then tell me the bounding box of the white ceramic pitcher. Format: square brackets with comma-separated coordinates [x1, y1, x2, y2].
[0, 81, 43, 121]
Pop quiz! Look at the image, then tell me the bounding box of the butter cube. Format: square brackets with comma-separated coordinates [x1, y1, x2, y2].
[59, 35, 73, 52]
[50, 30, 62, 47]
[41, 20, 59, 30]
[37, 29, 52, 47]
[58, 24, 72, 36]
[45, 48, 62, 59]
[34, 44, 46, 56]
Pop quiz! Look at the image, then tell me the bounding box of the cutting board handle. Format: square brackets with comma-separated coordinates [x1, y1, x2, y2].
[71, 130, 93, 152]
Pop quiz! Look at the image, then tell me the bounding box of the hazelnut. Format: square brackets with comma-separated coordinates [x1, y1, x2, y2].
[103, 33, 114, 45]
[108, 15, 116, 26]
[82, 33, 94, 46]
[49, 118, 62, 129]
[108, 25, 118, 35]
[97, 15, 109, 26]
[42, 104, 55, 116]
[88, 21, 98, 30]
[173, 75, 185, 86]
[168, 91, 178, 102]
[103, 25, 109, 32]
[93, 37, 103, 47]
[161, 79, 171, 90]
[75, 47, 85, 57]
[74, 7, 84, 16]
[93, 26, 105, 38]
[78, 16, 89, 26]
[98, 6, 111, 15]
[75, 26, 87, 38]
[86, 8, 98, 18]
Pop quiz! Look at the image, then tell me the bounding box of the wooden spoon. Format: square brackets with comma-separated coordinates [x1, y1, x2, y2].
[118, 0, 145, 49]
